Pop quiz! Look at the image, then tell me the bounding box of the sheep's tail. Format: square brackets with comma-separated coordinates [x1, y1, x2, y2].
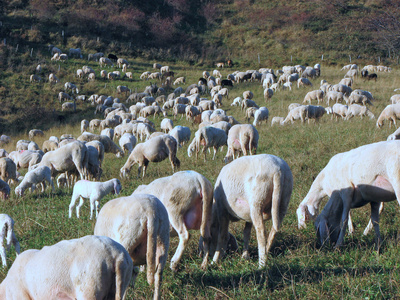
[271, 171, 284, 232]
[146, 216, 157, 286]
[114, 250, 132, 300]
[5, 219, 13, 250]
[199, 175, 213, 269]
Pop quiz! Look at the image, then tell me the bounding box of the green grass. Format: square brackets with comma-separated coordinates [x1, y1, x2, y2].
[0, 56, 399, 299]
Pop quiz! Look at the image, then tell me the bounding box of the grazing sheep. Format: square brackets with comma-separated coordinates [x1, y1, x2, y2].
[298, 141, 400, 248]
[0, 179, 10, 200]
[0, 157, 18, 185]
[15, 166, 55, 197]
[69, 178, 122, 219]
[0, 214, 20, 267]
[173, 76, 185, 85]
[305, 105, 326, 123]
[303, 90, 324, 104]
[136, 122, 156, 141]
[297, 77, 313, 88]
[271, 116, 284, 126]
[64, 82, 79, 94]
[0, 235, 133, 300]
[376, 104, 400, 128]
[37, 141, 88, 180]
[9, 150, 42, 170]
[120, 134, 180, 178]
[331, 103, 349, 120]
[282, 105, 307, 124]
[231, 97, 242, 107]
[28, 129, 44, 140]
[132, 170, 213, 271]
[62, 101, 76, 112]
[119, 133, 137, 154]
[243, 90, 254, 99]
[253, 107, 269, 126]
[48, 73, 59, 84]
[89, 119, 102, 132]
[30, 74, 41, 83]
[94, 194, 169, 300]
[345, 104, 375, 120]
[99, 57, 114, 68]
[100, 128, 114, 140]
[332, 83, 352, 96]
[169, 126, 191, 147]
[187, 126, 227, 161]
[211, 154, 293, 267]
[326, 91, 346, 106]
[224, 124, 259, 162]
[241, 99, 259, 111]
[339, 77, 353, 87]
[263, 88, 274, 100]
[81, 119, 89, 133]
[160, 118, 174, 133]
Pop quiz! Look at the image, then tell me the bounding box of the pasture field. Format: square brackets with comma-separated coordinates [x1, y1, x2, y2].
[0, 57, 400, 299]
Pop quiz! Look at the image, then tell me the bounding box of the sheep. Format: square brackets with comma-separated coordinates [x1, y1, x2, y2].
[136, 122, 156, 141]
[347, 93, 373, 106]
[303, 90, 324, 104]
[297, 77, 313, 88]
[243, 90, 254, 99]
[69, 178, 121, 219]
[9, 150, 42, 170]
[224, 124, 259, 162]
[241, 99, 259, 111]
[0, 214, 20, 268]
[132, 170, 213, 271]
[331, 103, 348, 120]
[15, 166, 55, 197]
[332, 83, 352, 96]
[77, 132, 124, 157]
[28, 129, 44, 140]
[198, 100, 215, 111]
[169, 126, 191, 147]
[187, 126, 227, 161]
[231, 96, 242, 106]
[211, 154, 293, 267]
[245, 107, 258, 122]
[140, 105, 164, 119]
[101, 128, 114, 140]
[326, 91, 346, 106]
[344, 104, 374, 120]
[282, 82, 292, 90]
[339, 77, 353, 87]
[302, 67, 317, 78]
[298, 140, 400, 248]
[48, 73, 59, 84]
[344, 69, 358, 79]
[94, 194, 169, 300]
[263, 88, 274, 100]
[120, 134, 179, 178]
[62, 101, 76, 112]
[99, 57, 114, 68]
[271, 116, 285, 126]
[140, 71, 151, 80]
[253, 107, 269, 126]
[0, 135, 10, 146]
[89, 119, 102, 132]
[80, 119, 89, 133]
[148, 72, 162, 80]
[68, 48, 82, 58]
[352, 89, 374, 101]
[282, 105, 307, 124]
[173, 76, 185, 85]
[0, 157, 18, 185]
[305, 105, 326, 123]
[118, 133, 137, 154]
[37, 141, 88, 180]
[388, 127, 400, 140]
[0, 235, 133, 299]
[64, 82, 79, 94]
[0, 149, 8, 158]
[30, 74, 41, 83]
[287, 73, 299, 83]
[0, 179, 10, 200]
[173, 103, 187, 119]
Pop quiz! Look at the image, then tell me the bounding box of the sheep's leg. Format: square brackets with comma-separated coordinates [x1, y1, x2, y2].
[69, 194, 79, 218]
[212, 212, 230, 265]
[94, 200, 100, 219]
[251, 208, 267, 268]
[0, 243, 6, 267]
[89, 198, 96, 220]
[363, 202, 384, 235]
[12, 231, 20, 255]
[170, 221, 189, 272]
[370, 201, 382, 250]
[334, 189, 353, 248]
[212, 147, 217, 160]
[242, 222, 252, 260]
[76, 196, 85, 218]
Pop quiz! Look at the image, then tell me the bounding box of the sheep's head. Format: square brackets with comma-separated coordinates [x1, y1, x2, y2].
[113, 179, 122, 195]
[120, 167, 130, 179]
[297, 204, 315, 229]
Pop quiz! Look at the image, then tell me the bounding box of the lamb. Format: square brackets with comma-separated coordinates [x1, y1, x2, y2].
[339, 77, 353, 87]
[119, 133, 137, 154]
[245, 107, 258, 122]
[271, 116, 284, 126]
[187, 126, 227, 161]
[344, 69, 358, 79]
[224, 124, 259, 162]
[253, 107, 269, 126]
[303, 90, 324, 104]
[37, 141, 88, 180]
[0, 214, 20, 267]
[0, 157, 18, 185]
[169, 125, 191, 147]
[282, 82, 292, 90]
[347, 93, 372, 106]
[0, 235, 133, 300]
[160, 118, 174, 133]
[211, 154, 293, 267]
[15, 166, 55, 197]
[94, 194, 169, 300]
[375, 104, 400, 128]
[132, 170, 213, 271]
[120, 134, 180, 178]
[297, 141, 400, 248]
[282, 105, 307, 124]
[69, 178, 122, 219]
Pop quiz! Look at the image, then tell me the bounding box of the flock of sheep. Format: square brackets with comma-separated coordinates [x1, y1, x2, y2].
[0, 45, 399, 299]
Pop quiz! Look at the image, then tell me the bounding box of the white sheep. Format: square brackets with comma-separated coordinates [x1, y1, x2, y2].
[132, 170, 213, 271]
[331, 103, 348, 120]
[0, 157, 18, 185]
[69, 178, 122, 219]
[282, 81, 292, 90]
[271, 116, 284, 126]
[15, 166, 55, 197]
[253, 107, 269, 126]
[0, 179, 10, 200]
[94, 194, 169, 300]
[119, 133, 137, 154]
[346, 104, 375, 120]
[282, 105, 307, 124]
[326, 91, 346, 106]
[28, 129, 44, 140]
[187, 126, 227, 161]
[231, 96, 242, 106]
[30, 74, 41, 83]
[297, 77, 313, 88]
[0, 235, 133, 299]
[120, 134, 180, 178]
[0, 214, 20, 267]
[173, 76, 185, 85]
[297, 140, 400, 248]
[48, 73, 59, 84]
[263, 88, 274, 100]
[211, 154, 293, 267]
[376, 103, 400, 128]
[225, 124, 259, 162]
[99, 57, 113, 68]
[160, 118, 174, 133]
[169, 125, 191, 147]
[303, 90, 324, 104]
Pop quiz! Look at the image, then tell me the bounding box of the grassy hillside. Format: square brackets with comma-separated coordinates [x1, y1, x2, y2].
[0, 52, 400, 298]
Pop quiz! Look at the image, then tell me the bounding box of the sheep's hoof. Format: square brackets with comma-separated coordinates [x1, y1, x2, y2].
[242, 251, 250, 260]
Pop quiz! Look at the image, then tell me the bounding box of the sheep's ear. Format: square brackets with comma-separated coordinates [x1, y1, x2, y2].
[316, 217, 330, 248]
